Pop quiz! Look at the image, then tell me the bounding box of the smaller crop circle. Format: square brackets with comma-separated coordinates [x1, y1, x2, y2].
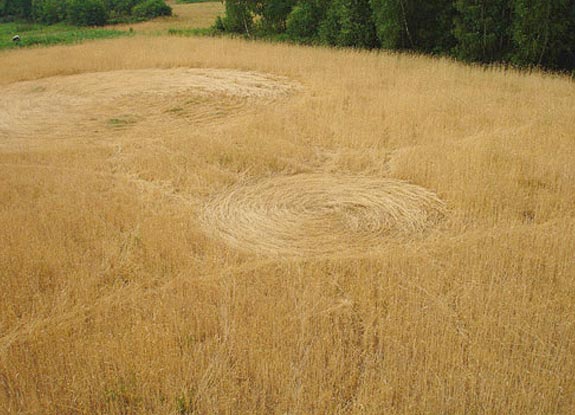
[201, 174, 446, 256]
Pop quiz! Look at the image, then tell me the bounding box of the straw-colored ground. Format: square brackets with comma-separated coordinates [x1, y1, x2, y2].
[1, 2, 575, 414]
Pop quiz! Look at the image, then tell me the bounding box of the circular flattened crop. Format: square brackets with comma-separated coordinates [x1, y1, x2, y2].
[201, 174, 446, 256]
[0, 68, 299, 142]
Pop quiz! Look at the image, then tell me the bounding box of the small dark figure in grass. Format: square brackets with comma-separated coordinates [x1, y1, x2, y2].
[12, 35, 21, 44]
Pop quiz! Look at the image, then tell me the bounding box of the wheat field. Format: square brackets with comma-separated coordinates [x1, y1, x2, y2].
[1, 2, 575, 414]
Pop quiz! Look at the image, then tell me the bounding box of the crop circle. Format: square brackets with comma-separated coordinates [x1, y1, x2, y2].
[202, 174, 446, 256]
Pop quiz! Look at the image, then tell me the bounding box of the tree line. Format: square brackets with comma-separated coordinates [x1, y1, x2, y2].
[216, 0, 575, 72]
[0, 0, 172, 26]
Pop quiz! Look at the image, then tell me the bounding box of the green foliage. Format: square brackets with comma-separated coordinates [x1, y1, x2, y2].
[67, 0, 107, 26]
[318, 0, 378, 48]
[214, 14, 225, 31]
[370, 0, 455, 53]
[286, 0, 326, 41]
[18, 0, 34, 18]
[416, 0, 455, 53]
[219, 0, 254, 34]
[453, 0, 512, 63]
[511, 0, 575, 70]
[1, 0, 33, 20]
[316, 0, 338, 44]
[132, 0, 172, 19]
[103, 0, 141, 17]
[258, 0, 297, 32]
[0, 21, 127, 49]
[369, 0, 404, 49]
[2, 0, 173, 26]
[32, 0, 67, 25]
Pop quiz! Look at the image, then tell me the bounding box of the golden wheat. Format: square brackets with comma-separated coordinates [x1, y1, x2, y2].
[0, 2, 574, 414]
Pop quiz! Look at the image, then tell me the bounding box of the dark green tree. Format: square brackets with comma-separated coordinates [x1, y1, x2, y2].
[370, 0, 410, 49]
[3, 0, 173, 25]
[132, 0, 172, 19]
[370, 0, 455, 53]
[0, 0, 8, 18]
[286, 0, 329, 41]
[417, 0, 456, 53]
[220, 0, 255, 34]
[103, 0, 141, 19]
[453, 0, 512, 63]
[1, 0, 33, 19]
[318, 0, 378, 48]
[67, 0, 108, 26]
[32, 0, 67, 24]
[512, 0, 575, 70]
[258, 0, 297, 32]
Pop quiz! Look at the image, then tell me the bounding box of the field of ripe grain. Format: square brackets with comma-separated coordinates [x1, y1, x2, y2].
[1, 3, 574, 414]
